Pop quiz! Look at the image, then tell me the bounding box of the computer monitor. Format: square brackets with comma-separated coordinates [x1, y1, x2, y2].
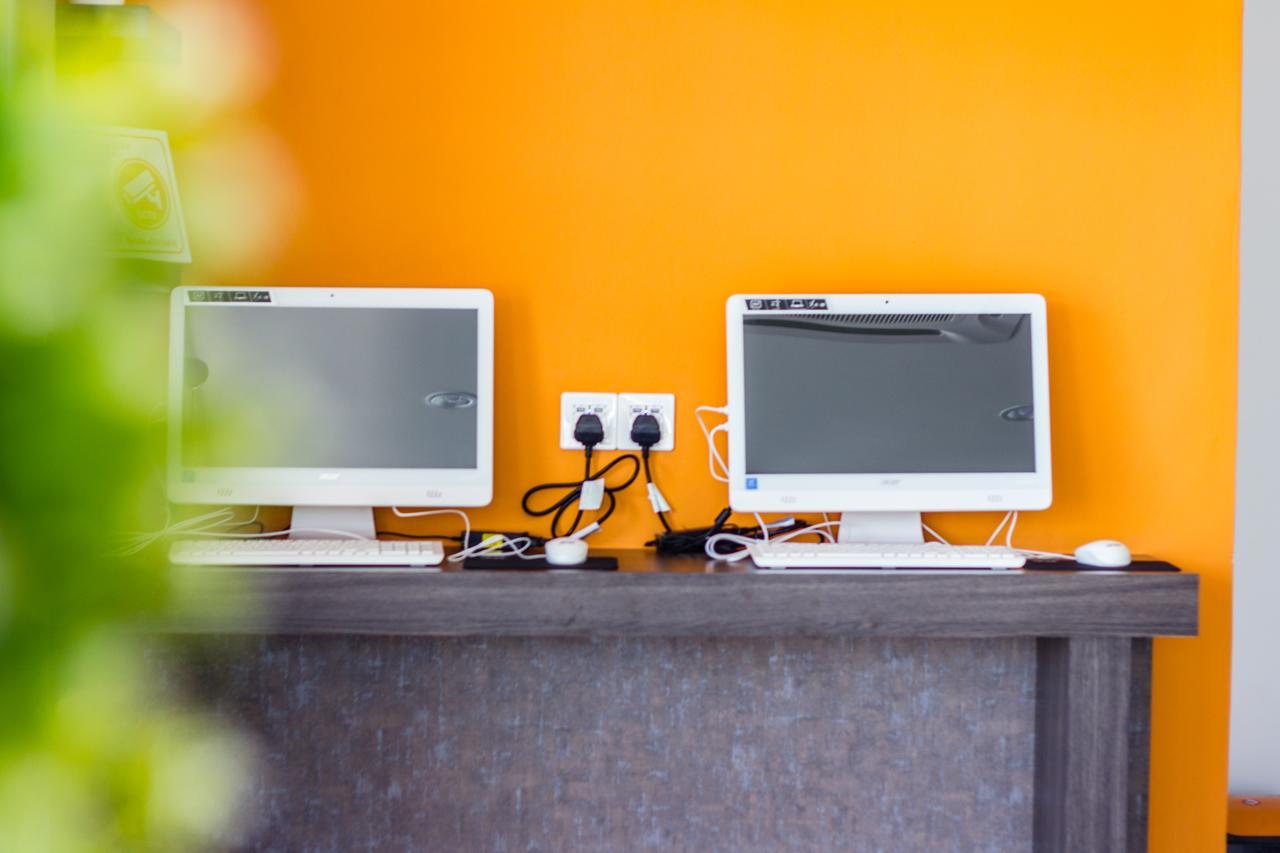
[725, 293, 1051, 543]
[168, 286, 494, 538]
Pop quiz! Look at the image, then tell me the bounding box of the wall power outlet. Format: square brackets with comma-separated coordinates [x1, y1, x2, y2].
[559, 392, 618, 450]
[617, 393, 676, 452]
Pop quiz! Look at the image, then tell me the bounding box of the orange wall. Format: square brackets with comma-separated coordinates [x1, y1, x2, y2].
[236, 0, 1240, 847]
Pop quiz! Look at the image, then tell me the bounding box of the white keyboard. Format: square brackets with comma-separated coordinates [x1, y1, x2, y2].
[170, 539, 446, 567]
[749, 542, 1026, 571]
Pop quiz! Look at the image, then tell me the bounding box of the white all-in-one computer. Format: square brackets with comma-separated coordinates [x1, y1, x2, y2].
[168, 286, 493, 565]
[725, 293, 1051, 568]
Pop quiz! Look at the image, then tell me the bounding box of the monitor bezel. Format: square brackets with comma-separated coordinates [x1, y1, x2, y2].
[168, 286, 494, 508]
[725, 293, 1052, 513]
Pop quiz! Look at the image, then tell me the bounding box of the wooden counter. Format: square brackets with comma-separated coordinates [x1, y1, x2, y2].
[166, 552, 1197, 852]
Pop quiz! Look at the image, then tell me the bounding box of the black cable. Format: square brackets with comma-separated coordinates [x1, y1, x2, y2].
[646, 509, 814, 556]
[521, 447, 641, 538]
[377, 530, 465, 541]
[626, 412, 675, 533]
[641, 447, 672, 532]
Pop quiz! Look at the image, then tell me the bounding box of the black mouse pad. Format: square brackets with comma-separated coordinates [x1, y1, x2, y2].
[461, 555, 619, 571]
[1022, 559, 1179, 572]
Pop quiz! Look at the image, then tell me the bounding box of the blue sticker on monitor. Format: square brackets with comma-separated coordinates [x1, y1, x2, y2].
[746, 477, 758, 490]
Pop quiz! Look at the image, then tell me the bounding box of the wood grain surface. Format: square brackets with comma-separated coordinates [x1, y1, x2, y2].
[160, 552, 1193, 851]
[164, 552, 1198, 639]
[1032, 637, 1151, 852]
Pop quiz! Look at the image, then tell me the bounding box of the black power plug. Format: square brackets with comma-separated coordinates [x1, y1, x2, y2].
[630, 413, 662, 449]
[573, 412, 606, 449]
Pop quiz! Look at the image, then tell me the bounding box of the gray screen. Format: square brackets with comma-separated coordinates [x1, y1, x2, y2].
[743, 313, 1036, 474]
[183, 306, 479, 469]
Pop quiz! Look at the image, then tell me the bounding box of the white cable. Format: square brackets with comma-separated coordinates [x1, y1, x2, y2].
[708, 424, 729, 480]
[985, 510, 1014, 546]
[695, 406, 730, 483]
[703, 531, 757, 560]
[704, 519, 840, 562]
[446, 511, 596, 564]
[756, 514, 806, 538]
[709, 508, 1073, 564]
[712, 507, 1069, 564]
[448, 534, 537, 563]
[391, 507, 471, 551]
[921, 522, 950, 545]
[987, 509, 1072, 560]
[1002, 511, 1073, 560]
[182, 509, 555, 561]
[389, 507, 545, 562]
[391, 507, 508, 561]
[174, 506, 472, 544]
[1020, 549, 1074, 561]
[133, 509, 231, 541]
[118, 505, 227, 541]
[1005, 511, 1018, 548]
[815, 511, 949, 546]
[117, 506, 260, 556]
[447, 522, 598, 563]
[567, 521, 601, 541]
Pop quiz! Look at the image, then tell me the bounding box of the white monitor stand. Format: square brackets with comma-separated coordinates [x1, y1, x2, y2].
[290, 506, 377, 540]
[836, 511, 924, 544]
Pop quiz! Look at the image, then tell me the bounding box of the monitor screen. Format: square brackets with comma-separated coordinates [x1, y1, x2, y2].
[742, 312, 1036, 475]
[182, 305, 478, 469]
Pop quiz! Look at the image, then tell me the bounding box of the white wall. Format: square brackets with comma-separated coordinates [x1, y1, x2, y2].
[1232, 0, 1280, 796]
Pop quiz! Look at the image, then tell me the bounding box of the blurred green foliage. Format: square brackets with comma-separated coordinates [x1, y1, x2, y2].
[0, 6, 269, 850]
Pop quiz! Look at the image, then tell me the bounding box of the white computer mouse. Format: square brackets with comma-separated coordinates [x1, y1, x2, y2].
[1074, 540, 1132, 568]
[544, 537, 589, 566]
